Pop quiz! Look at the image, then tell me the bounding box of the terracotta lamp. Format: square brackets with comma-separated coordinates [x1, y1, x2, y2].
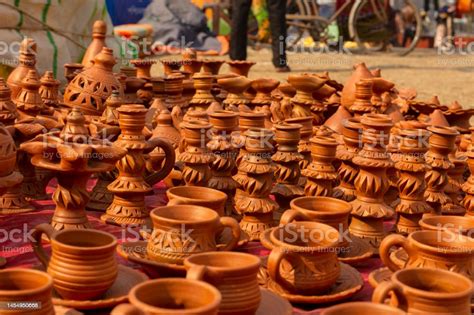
[20, 107, 127, 231]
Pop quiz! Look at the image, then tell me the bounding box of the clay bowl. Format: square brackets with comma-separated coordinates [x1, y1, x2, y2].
[124, 278, 221, 315]
[226, 60, 256, 77]
[217, 75, 252, 94]
[313, 84, 336, 100]
[287, 74, 328, 93]
[419, 215, 474, 236]
[201, 59, 225, 75]
[251, 78, 280, 94]
[278, 82, 296, 97]
[321, 302, 405, 315]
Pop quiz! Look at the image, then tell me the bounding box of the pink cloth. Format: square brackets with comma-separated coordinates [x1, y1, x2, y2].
[0, 180, 386, 314]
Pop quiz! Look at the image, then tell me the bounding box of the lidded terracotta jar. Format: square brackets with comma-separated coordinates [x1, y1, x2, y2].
[0, 78, 18, 125]
[7, 37, 38, 99]
[152, 109, 181, 149]
[64, 47, 122, 116]
[81, 20, 107, 68]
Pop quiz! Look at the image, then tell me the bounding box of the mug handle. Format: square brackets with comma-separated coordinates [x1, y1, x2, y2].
[280, 209, 310, 225]
[111, 303, 145, 315]
[186, 265, 207, 281]
[379, 234, 408, 272]
[145, 137, 176, 186]
[267, 248, 285, 284]
[216, 217, 241, 251]
[372, 280, 406, 310]
[31, 223, 57, 268]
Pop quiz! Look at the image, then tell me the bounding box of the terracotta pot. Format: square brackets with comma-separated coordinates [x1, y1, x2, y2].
[178, 121, 214, 186]
[350, 79, 374, 116]
[321, 302, 405, 315]
[184, 252, 261, 315]
[151, 109, 181, 149]
[263, 221, 340, 294]
[111, 278, 221, 315]
[394, 128, 432, 234]
[302, 135, 338, 197]
[202, 59, 225, 75]
[226, 60, 255, 77]
[272, 123, 304, 214]
[234, 128, 278, 241]
[218, 75, 252, 111]
[285, 116, 312, 170]
[0, 268, 54, 315]
[419, 215, 474, 235]
[208, 111, 239, 216]
[379, 230, 474, 279]
[281, 196, 352, 248]
[31, 223, 118, 300]
[131, 59, 156, 79]
[424, 126, 460, 214]
[147, 205, 241, 264]
[287, 74, 327, 120]
[372, 268, 472, 315]
[166, 186, 228, 216]
[102, 104, 176, 226]
[64, 63, 84, 84]
[341, 62, 374, 109]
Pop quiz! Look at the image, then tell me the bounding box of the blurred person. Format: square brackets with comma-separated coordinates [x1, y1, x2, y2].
[230, 0, 290, 72]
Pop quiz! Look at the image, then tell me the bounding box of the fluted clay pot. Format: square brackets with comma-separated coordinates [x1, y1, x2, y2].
[227, 60, 256, 77]
[185, 252, 261, 315]
[334, 117, 362, 202]
[372, 268, 472, 315]
[111, 279, 221, 315]
[31, 223, 118, 300]
[0, 268, 54, 315]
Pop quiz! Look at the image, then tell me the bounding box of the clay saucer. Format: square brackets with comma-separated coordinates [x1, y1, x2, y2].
[390, 248, 408, 269]
[338, 236, 374, 265]
[368, 266, 392, 288]
[117, 241, 186, 278]
[259, 258, 363, 304]
[257, 288, 292, 315]
[35, 265, 148, 310]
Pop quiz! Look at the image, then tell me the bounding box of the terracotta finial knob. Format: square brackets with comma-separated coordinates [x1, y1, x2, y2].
[94, 47, 117, 70]
[60, 107, 90, 142]
[92, 20, 107, 37]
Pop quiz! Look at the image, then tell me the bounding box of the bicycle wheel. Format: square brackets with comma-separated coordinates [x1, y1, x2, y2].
[349, 0, 422, 56]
